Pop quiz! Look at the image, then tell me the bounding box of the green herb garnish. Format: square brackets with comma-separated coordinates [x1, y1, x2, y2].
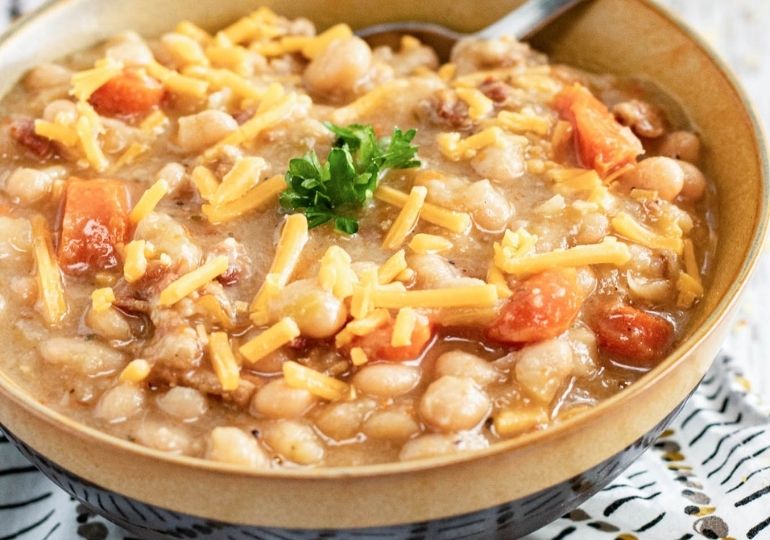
[279, 123, 420, 234]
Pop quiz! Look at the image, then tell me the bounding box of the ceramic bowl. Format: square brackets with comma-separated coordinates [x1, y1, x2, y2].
[0, 0, 767, 538]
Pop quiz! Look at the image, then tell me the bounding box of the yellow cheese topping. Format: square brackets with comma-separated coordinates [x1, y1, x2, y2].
[211, 156, 267, 206]
[249, 273, 281, 327]
[283, 360, 350, 401]
[75, 101, 109, 172]
[334, 308, 392, 347]
[487, 263, 513, 298]
[378, 249, 408, 284]
[373, 284, 499, 309]
[162, 32, 210, 67]
[31, 215, 67, 326]
[318, 245, 357, 300]
[408, 233, 453, 254]
[494, 236, 632, 275]
[183, 65, 263, 100]
[202, 174, 286, 224]
[129, 179, 169, 225]
[493, 110, 552, 136]
[158, 256, 230, 306]
[611, 212, 684, 255]
[208, 331, 241, 391]
[197, 294, 235, 329]
[140, 110, 169, 135]
[91, 287, 115, 314]
[146, 60, 209, 97]
[437, 127, 504, 161]
[350, 267, 378, 320]
[34, 120, 78, 147]
[191, 165, 219, 201]
[240, 317, 301, 364]
[118, 359, 150, 384]
[175, 20, 212, 44]
[676, 239, 704, 308]
[391, 307, 417, 347]
[350, 347, 369, 366]
[382, 186, 427, 249]
[123, 240, 148, 283]
[455, 87, 494, 120]
[70, 58, 124, 101]
[494, 407, 548, 438]
[301, 23, 353, 59]
[111, 142, 149, 171]
[438, 63, 456, 82]
[375, 185, 471, 234]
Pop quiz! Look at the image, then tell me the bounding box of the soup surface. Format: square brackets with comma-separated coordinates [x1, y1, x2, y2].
[0, 8, 715, 468]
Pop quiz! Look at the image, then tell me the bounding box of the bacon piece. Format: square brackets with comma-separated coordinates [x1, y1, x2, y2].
[89, 70, 164, 118]
[9, 117, 56, 160]
[592, 304, 674, 367]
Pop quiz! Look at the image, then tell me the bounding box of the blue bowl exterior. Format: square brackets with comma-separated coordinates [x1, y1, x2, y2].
[0, 389, 690, 540]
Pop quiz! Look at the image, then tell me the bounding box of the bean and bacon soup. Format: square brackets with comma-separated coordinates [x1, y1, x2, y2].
[0, 8, 715, 468]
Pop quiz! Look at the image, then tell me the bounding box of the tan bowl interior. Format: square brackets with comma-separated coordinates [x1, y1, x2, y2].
[0, 0, 766, 529]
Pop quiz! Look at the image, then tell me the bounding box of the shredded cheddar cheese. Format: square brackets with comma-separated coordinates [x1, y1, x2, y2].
[438, 63, 456, 82]
[111, 142, 148, 171]
[158, 256, 229, 306]
[239, 317, 300, 364]
[391, 307, 417, 347]
[202, 174, 286, 224]
[493, 110, 551, 136]
[176, 20, 212, 44]
[119, 359, 151, 384]
[249, 214, 308, 320]
[123, 240, 148, 283]
[334, 308, 391, 347]
[375, 185, 471, 234]
[350, 347, 369, 366]
[184, 65, 263, 99]
[455, 87, 494, 120]
[75, 102, 108, 172]
[382, 186, 427, 249]
[140, 110, 169, 135]
[676, 239, 704, 308]
[318, 246, 357, 299]
[70, 58, 124, 101]
[191, 165, 219, 201]
[487, 263, 513, 298]
[146, 60, 209, 97]
[611, 212, 684, 254]
[301, 23, 353, 59]
[211, 156, 267, 206]
[208, 331, 240, 391]
[197, 294, 234, 329]
[437, 127, 504, 160]
[91, 287, 115, 314]
[350, 267, 378, 319]
[129, 179, 169, 225]
[494, 407, 548, 438]
[31, 215, 67, 326]
[373, 284, 499, 309]
[249, 273, 281, 327]
[283, 360, 349, 401]
[163, 32, 210, 67]
[378, 250, 408, 284]
[408, 233, 453, 254]
[34, 120, 78, 147]
[495, 236, 632, 275]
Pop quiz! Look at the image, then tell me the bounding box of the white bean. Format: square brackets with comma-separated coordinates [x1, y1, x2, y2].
[314, 398, 376, 441]
[459, 180, 513, 232]
[205, 427, 269, 468]
[23, 63, 71, 91]
[470, 135, 526, 183]
[94, 384, 145, 422]
[353, 364, 421, 398]
[157, 387, 208, 421]
[176, 110, 238, 152]
[409, 254, 485, 289]
[143, 327, 202, 371]
[4, 168, 53, 206]
[419, 376, 491, 431]
[434, 351, 500, 386]
[399, 431, 488, 461]
[134, 212, 202, 272]
[133, 420, 194, 454]
[0, 217, 32, 261]
[303, 37, 372, 98]
[38, 338, 126, 375]
[263, 420, 324, 465]
[250, 378, 317, 419]
[677, 160, 707, 201]
[155, 162, 187, 195]
[567, 327, 599, 378]
[268, 279, 347, 338]
[362, 409, 419, 441]
[620, 157, 684, 201]
[86, 307, 132, 341]
[515, 338, 574, 403]
[106, 39, 154, 66]
[43, 99, 77, 123]
[658, 131, 700, 163]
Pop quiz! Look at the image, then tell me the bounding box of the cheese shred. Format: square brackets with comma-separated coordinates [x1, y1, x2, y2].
[208, 331, 241, 391]
[239, 317, 300, 364]
[31, 215, 67, 326]
[375, 185, 471, 234]
[158, 256, 229, 306]
[282, 360, 349, 401]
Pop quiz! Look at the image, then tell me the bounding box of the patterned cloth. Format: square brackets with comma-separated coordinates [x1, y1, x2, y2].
[1, 1, 770, 539]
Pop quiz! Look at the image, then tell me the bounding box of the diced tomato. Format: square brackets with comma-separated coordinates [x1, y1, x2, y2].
[58, 178, 130, 275]
[488, 270, 583, 344]
[592, 304, 674, 367]
[554, 83, 644, 176]
[352, 316, 434, 362]
[8, 117, 57, 160]
[88, 70, 164, 118]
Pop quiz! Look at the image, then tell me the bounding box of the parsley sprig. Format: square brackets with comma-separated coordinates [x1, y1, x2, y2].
[279, 123, 420, 234]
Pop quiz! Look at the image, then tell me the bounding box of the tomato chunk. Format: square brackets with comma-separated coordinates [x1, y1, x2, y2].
[554, 83, 643, 176]
[352, 316, 434, 362]
[88, 70, 164, 118]
[592, 304, 674, 367]
[58, 178, 130, 275]
[488, 270, 583, 344]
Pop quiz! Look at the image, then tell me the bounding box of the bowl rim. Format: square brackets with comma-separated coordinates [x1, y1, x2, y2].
[0, 0, 767, 482]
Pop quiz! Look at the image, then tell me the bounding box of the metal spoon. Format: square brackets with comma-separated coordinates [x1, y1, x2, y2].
[356, 0, 588, 60]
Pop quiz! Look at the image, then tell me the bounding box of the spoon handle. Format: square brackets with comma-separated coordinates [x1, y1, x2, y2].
[475, 0, 588, 40]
